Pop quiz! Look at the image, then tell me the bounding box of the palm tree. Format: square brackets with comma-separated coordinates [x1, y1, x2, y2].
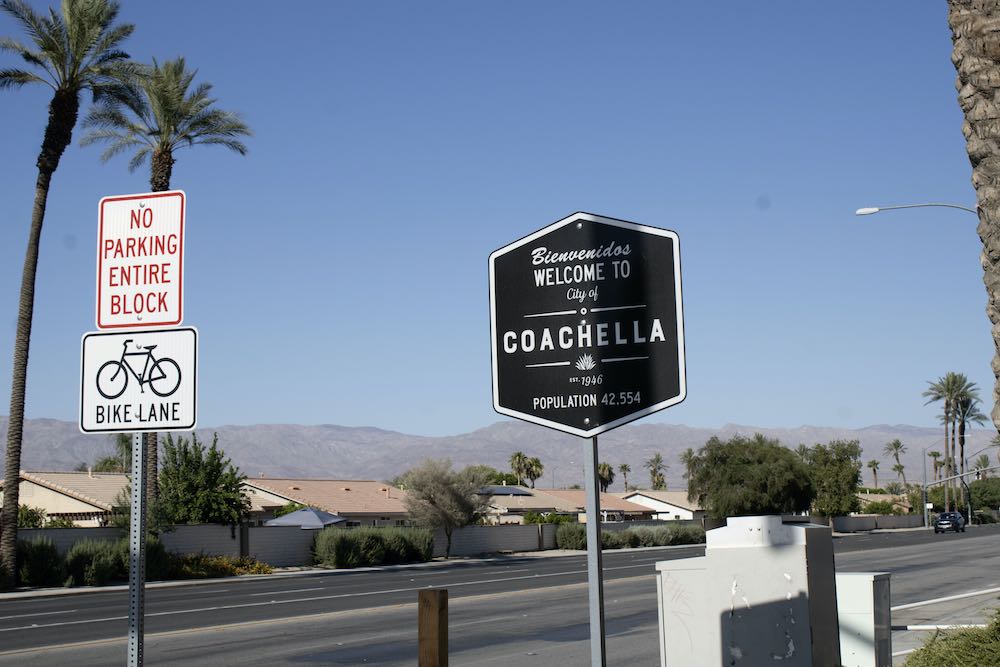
[618, 463, 631, 492]
[93, 433, 131, 473]
[882, 439, 906, 488]
[867, 460, 880, 490]
[974, 454, 991, 479]
[892, 463, 907, 487]
[644, 453, 666, 490]
[0, 0, 137, 588]
[596, 462, 615, 493]
[509, 452, 528, 486]
[954, 395, 986, 477]
[928, 451, 942, 481]
[948, 3, 1000, 434]
[525, 457, 543, 489]
[924, 373, 977, 509]
[679, 448, 695, 483]
[81, 56, 251, 508]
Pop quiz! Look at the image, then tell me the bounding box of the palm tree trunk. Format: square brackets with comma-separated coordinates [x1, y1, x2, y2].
[944, 415, 951, 511]
[949, 1, 1000, 434]
[2, 90, 79, 588]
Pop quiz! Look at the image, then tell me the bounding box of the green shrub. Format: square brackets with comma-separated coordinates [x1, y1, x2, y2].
[65, 536, 169, 586]
[16, 539, 63, 587]
[523, 512, 575, 525]
[168, 554, 272, 579]
[556, 523, 587, 550]
[314, 527, 434, 568]
[975, 509, 997, 525]
[905, 610, 1000, 666]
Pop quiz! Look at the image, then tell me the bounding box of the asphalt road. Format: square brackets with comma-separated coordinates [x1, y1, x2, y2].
[1, 525, 998, 666]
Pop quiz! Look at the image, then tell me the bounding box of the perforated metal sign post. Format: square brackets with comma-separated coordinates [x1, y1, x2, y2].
[489, 211, 685, 437]
[489, 212, 685, 666]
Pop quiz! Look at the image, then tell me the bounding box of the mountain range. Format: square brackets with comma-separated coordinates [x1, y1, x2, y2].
[1, 417, 992, 492]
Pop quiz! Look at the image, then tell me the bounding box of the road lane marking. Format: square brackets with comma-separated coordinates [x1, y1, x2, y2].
[248, 587, 324, 597]
[0, 609, 77, 621]
[0, 564, 656, 634]
[891, 586, 1000, 611]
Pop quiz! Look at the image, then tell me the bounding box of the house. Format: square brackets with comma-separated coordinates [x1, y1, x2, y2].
[242, 478, 409, 527]
[856, 492, 911, 514]
[538, 489, 655, 522]
[619, 490, 706, 522]
[0, 470, 128, 527]
[479, 485, 654, 523]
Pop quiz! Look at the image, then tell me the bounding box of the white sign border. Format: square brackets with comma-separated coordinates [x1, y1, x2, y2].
[488, 211, 687, 438]
[78, 326, 199, 434]
[96, 190, 186, 330]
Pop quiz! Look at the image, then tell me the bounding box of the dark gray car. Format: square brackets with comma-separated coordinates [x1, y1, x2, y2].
[934, 511, 966, 533]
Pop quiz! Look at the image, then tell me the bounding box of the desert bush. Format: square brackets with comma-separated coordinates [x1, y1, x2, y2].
[314, 527, 433, 568]
[523, 512, 576, 525]
[16, 539, 63, 587]
[169, 554, 272, 579]
[556, 523, 587, 550]
[905, 610, 1000, 666]
[65, 536, 169, 586]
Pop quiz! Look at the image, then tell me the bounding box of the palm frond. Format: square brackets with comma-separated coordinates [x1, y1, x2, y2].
[0, 67, 47, 90]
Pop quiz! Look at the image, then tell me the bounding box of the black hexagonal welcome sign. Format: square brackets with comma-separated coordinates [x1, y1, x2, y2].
[489, 212, 686, 438]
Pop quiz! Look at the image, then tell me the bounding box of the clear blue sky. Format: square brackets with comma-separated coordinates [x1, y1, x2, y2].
[0, 2, 990, 437]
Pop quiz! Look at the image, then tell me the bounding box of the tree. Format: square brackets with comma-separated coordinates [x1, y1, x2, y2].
[975, 454, 992, 478]
[928, 451, 942, 481]
[401, 459, 490, 558]
[157, 432, 249, 526]
[687, 434, 814, 519]
[892, 463, 907, 487]
[460, 465, 518, 487]
[679, 448, 695, 484]
[0, 0, 138, 588]
[596, 462, 614, 493]
[948, 3, 1000, 432]
[509, 451, 528, 486]
[804, 440, 862, 518]
[644, 453, 667, 490]
[272, 502, 306, 518]
[883, 439, 906, 468]
[81, 56, 251, 511]
[955, 395, 987, 476]
[525, 457, 544, 489]
[92, 433, 131, 473]
[618, 463, 631, 491]
[867, 460, 880, 490]
[969, 477, 1000, 510]
[924, 373, 977, 510]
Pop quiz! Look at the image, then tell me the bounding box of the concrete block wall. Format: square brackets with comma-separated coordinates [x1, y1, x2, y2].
[160, 524, 240, 557]
[433, 524, 550, 557]
[247, 526, 316, 567]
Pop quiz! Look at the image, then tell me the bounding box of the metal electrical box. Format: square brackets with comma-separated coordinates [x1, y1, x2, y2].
[836, 572, 892, 667]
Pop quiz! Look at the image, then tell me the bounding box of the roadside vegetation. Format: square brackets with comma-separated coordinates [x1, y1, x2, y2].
[555, 524, 704, 551]
[314, 527, 433, 568]
[15, 536, 271, 589]
[904, 610, 1000, 667]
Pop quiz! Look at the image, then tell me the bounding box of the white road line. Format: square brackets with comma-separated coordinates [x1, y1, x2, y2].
[0, 564, 654, 634]
[891, 586, 1000, 611]
[0, 609, 77, 621]
[892, 649, 916, 657]
[248, 587, 324, 597]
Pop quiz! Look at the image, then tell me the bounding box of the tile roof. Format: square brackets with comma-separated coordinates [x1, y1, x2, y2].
[244, 478, 408, 516]
[5, 471, 129, 511]
[621, 490, 704, 511]
[531, 488, 653, 513]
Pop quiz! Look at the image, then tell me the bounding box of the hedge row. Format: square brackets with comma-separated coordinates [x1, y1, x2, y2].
[16, 537, 272, 588]
[555, 524, 705, 550]
[314, 527, 433, 568]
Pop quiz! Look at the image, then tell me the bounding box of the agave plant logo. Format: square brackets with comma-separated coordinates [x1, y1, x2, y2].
[575, 354, 597, 371]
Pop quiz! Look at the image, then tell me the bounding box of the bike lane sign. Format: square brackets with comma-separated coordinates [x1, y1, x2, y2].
[79, 327, 197, 433]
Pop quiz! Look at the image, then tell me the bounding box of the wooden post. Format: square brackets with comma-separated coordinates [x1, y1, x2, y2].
[419, 589, 448, 667]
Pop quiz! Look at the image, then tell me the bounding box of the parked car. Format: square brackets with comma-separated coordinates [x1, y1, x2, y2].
[934, 511, 966, 533]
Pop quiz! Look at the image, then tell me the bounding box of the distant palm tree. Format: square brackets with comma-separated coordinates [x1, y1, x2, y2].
[618, 463, 631, 491]
[597, 462, 615, 493]
[882, 439, 906, 488]
[892, 463, 907, 487]
[928, 451, 942, 481]
[509, 452, 528, 486]
[0, 0, 138, 588]
[81, 55, 251, 508]
[93, 433, 132, 473]
[525, 457, 543, 489]
[645, 454, 667, 490]
[924, 373, 977, 509]
[867, 460, 880, 490]
[954, 395, 986, 477]
[679, 448, 695, 483]
[974, 454, 991, 479]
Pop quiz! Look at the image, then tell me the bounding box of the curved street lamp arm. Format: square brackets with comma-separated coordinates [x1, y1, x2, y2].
[855, 203, 978, 216]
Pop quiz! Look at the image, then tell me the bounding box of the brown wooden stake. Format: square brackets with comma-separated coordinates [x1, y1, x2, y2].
[419, 589, 448, 667]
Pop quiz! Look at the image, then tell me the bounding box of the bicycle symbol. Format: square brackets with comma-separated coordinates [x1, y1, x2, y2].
[96, 339, 181, 400]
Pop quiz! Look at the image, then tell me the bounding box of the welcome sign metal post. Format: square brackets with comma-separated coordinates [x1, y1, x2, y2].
[80, 191, 196, 667]
[489, 212, 685, 666]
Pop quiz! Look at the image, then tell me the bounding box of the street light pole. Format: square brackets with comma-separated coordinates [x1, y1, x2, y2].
[855, 203, 977, 216]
